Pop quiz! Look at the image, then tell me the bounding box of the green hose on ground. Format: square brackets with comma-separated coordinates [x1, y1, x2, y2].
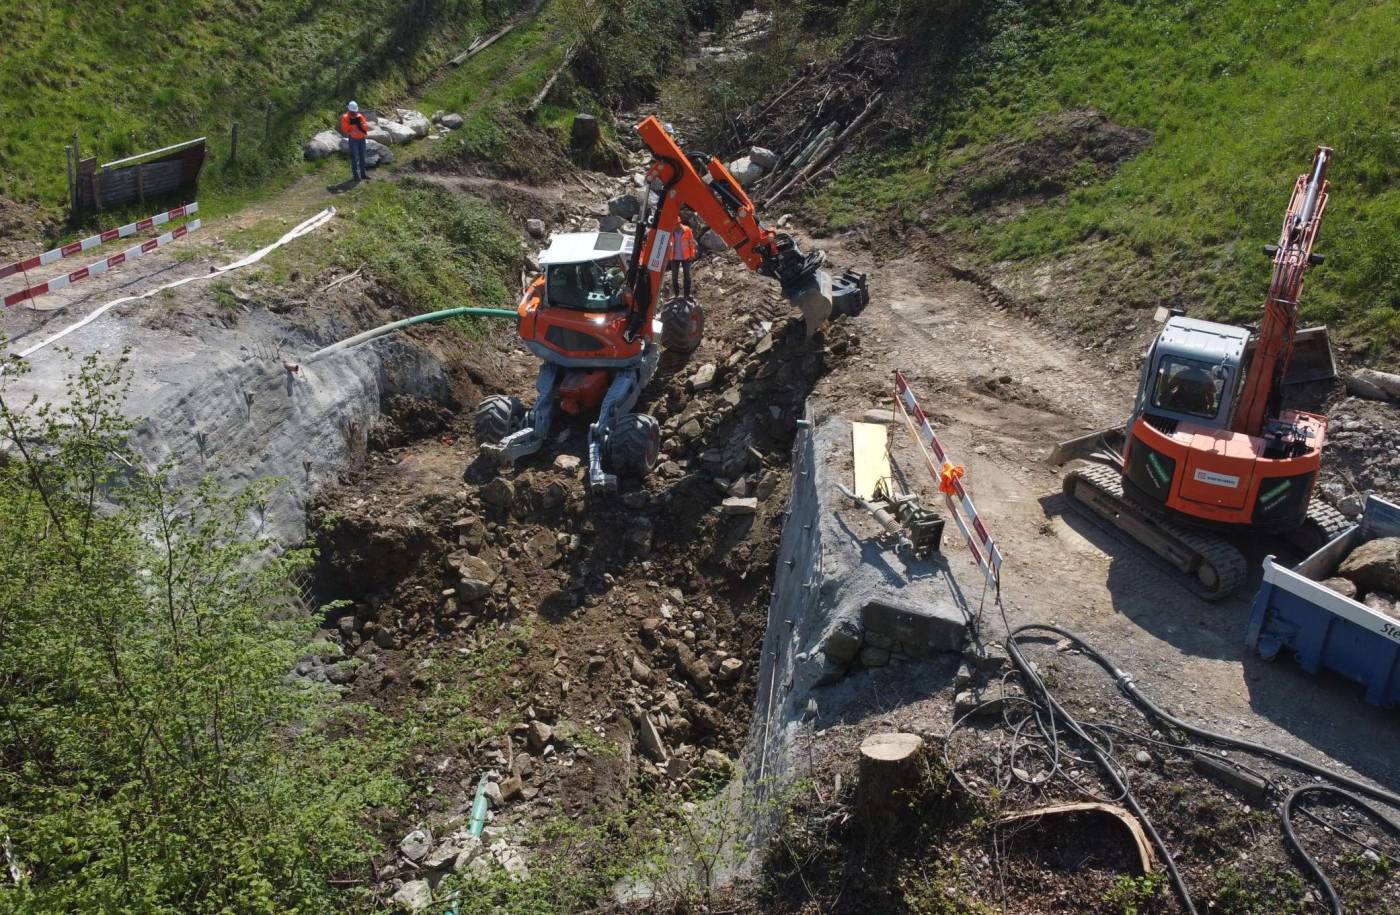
[304, 305, 517, 364]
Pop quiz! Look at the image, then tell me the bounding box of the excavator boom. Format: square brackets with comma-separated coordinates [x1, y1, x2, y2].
[626, 116, 851, 336]
[1234, 146, 1331, 435]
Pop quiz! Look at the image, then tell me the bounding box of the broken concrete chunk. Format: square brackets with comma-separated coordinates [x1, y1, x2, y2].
[721, 497, 758, 515]
[526, 720, 553, 754]
[821, 617, 863, 664]
[690, 363, 716, 391]
[481, 477, 515, 511]
[860, 596, 966, 658]
[391, 879, 433, 911]
[399, 827, 432, 862]
[638, 713, 669, 763]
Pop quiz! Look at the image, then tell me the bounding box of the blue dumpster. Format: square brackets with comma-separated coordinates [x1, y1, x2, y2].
[1247, 496, 1400, 707]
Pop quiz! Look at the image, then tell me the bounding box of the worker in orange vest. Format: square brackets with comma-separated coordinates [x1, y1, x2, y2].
[669, 222, 697, 298]
[340, 101, 371, 181]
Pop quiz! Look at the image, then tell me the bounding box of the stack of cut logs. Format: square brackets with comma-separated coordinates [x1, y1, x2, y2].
[731, 35, 897, 208]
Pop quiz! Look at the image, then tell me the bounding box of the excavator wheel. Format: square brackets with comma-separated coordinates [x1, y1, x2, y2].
[659, 297, 705, 354]
[606, 413, 660, 477]
[474, 395, 525, 445]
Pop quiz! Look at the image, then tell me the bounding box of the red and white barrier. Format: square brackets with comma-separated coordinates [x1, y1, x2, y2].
[3, 219, 201, 308]
[893, 370, 1004, 589]
[0, 203, 198, 282]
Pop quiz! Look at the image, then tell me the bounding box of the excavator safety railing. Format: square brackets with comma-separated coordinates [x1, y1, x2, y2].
[894, 371, 1003, 594]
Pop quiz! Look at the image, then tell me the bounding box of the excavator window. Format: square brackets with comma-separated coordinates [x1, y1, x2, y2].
[545, 259, 626, 312]
[1152, 357, 1225, 419]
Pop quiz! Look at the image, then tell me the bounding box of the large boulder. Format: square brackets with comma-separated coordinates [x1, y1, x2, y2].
[400, 110, 432, 138]
[1339, 537, 1400, 597]
[1346, 369, 1400, 404]
[608, 193, 642, 221]
[366, 126, 392, 145]
[726, 156, 764, 187]
[441, 112, 465, 130]
[303, 130, 342, 160]
[380, 119, 417, 145]
[364, 139, 394, 168]
[749, 146, 778, 169]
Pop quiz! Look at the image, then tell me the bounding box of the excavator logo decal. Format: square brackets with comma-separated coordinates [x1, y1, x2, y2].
[647, 229, 672, 273]
[1193, 468, 1241, 489]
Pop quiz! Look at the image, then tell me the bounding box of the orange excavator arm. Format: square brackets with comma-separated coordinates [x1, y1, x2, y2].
[620, 116, 836, 338]
[1233, 146, 1331, 436]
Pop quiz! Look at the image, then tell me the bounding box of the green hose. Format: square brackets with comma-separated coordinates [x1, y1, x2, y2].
[304, 305, 517, 364]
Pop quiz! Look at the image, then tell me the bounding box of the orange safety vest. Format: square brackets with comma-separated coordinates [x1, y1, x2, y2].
[671, 224, 697, 262]
[340, 111, 369, 140]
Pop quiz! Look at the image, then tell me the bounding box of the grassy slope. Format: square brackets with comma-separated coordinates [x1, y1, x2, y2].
[804, 0, 1400, 359]
[0, 0, 525, 212]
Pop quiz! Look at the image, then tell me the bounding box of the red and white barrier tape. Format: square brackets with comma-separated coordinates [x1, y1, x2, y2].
[894, 370, 1004, 588]
[0, 203, 198, 282]
[3, 220, 201, 308]
[6, 207, 334, 364]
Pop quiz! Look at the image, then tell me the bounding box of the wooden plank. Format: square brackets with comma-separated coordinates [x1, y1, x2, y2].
[851, 421, 889, 500]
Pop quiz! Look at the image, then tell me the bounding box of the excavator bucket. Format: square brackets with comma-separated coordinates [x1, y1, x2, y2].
[1283, 325, 1337, 385]
[783, 267, 869, 336]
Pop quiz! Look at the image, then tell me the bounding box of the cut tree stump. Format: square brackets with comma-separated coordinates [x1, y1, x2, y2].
[570, 113, 600, 151]
[855, 732, 924, 825]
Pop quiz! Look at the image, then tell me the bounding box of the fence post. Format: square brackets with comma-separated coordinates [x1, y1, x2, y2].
[65, 145, 76, 215]
[229, 122, 239, 164]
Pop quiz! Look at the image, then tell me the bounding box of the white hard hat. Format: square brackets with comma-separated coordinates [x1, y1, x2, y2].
[347, 101, 359, 112]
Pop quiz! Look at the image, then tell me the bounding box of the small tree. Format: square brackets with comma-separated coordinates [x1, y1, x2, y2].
[0, 353, 398, 913]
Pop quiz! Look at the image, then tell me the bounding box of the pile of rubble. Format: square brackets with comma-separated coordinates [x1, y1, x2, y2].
[1321, 536, 1400, 619]
[303, 108, 466, 168]
[388, 824, 529, 911]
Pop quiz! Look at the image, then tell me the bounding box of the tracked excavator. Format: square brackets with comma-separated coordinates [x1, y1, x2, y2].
[1052, 146, 1349, 600]
[474, 115, 867, 493]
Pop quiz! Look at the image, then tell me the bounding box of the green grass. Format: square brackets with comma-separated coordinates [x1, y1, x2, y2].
[774, 0, 1400, 359]
[1, 0, 529, 217]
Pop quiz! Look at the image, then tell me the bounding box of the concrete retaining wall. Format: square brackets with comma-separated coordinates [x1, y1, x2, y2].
[744, 402, 970, 835]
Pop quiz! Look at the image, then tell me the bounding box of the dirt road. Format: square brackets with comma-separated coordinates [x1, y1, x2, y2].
[788, 230, 1400, 792]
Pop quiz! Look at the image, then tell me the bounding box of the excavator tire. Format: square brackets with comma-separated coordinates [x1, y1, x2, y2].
[1288, 499, 1354, 555]
[659, 297, 704, 353]
[474, 395, 525, 445]
[606, 413, 660, 477]
[1062, 461, 1248, 602]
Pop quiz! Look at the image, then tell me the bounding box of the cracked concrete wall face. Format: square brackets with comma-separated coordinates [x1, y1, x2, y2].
[744, 404, 968, 847]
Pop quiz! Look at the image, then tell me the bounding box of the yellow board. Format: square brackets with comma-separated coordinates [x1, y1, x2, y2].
[851, 421, 890, 500]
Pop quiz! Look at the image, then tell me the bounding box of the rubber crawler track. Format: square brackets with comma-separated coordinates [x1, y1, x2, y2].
[1063, 461, 1248, 601]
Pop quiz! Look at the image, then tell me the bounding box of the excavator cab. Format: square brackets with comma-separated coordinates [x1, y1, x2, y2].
[1128, 316, 1246, 433]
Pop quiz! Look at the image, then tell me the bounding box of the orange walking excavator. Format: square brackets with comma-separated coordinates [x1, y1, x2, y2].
[473, 116, 867, 493]
[1054, 146, 1349, 599]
